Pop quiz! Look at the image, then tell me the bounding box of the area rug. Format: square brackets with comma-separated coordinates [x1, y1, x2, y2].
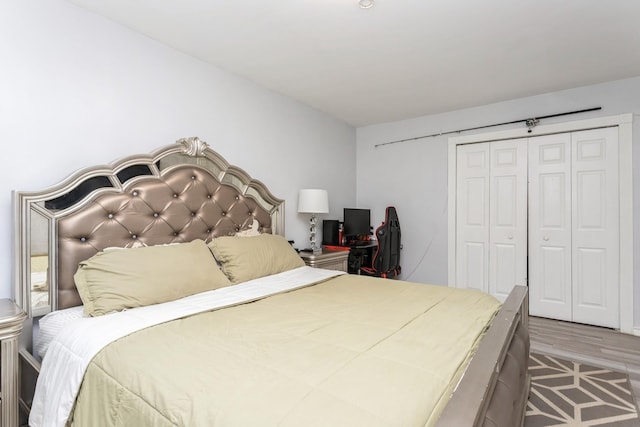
[525, 353, 640, 426]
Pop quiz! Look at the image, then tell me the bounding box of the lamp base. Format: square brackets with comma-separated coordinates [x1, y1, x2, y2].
[308, 213, 322, 254]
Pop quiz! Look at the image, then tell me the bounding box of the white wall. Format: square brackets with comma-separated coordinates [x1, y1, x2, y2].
[357, 76, 640, 328]
[0, 0, 356, 299]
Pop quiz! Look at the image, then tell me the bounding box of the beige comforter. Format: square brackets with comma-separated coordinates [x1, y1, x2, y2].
[70, 274, 500, 427]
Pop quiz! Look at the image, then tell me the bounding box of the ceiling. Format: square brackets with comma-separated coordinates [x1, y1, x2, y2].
[67, 0, 640, 127]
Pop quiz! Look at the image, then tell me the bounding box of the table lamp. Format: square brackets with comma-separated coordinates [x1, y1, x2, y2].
[297, 189, 329, 253]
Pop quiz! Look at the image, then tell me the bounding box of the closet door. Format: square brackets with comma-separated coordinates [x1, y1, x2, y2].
[456, 140, 527, 299]
[528, 134, 572, 322]
[456, 143, 490, 292]
[529, 128, 620, 328]
[489, 139, 527, 301]
[571, 128, 619, 328]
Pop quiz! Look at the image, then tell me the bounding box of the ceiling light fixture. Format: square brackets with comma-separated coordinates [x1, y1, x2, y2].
[359, 0, 374, 9]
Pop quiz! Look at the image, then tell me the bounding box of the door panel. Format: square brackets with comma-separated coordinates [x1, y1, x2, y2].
[466, 178, 487, 225]
[540, 246, 569, 304]
[575, 248, 606, 306]
[495, 176, 516, 227]
[494, 243, 517, 297]
[540, 173, 567, 228]
[571, 128, 619, 328]
[489, 139, 527, 301]
[528, 134, 572, 321]
[464, 242, 486, 291]
[576, 171, 604, 229]
[456, 143, 490, 292]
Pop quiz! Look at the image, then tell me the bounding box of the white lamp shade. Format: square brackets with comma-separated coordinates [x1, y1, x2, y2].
[297, 189, 329, 214]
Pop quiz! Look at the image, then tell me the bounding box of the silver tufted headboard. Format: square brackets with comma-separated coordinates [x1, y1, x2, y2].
[14, 137, 285, 316]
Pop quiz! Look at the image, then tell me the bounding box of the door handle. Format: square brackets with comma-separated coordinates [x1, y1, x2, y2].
[507, 234, 513, 240]
[543, 236, 549, 241]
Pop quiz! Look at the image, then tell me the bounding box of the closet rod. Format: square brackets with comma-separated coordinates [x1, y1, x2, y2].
[374, 106, 602, 148]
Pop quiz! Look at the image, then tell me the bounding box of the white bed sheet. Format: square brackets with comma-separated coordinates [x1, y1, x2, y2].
[35, 306, 85, 359]
[30, 266, 344, 427]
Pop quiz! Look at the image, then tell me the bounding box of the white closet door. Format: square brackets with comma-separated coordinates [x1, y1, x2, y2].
[528, 134, 572, 321]
[456, 143, 490, 292]
[571, 128, 619, 328]
[489, 139, 527, 301]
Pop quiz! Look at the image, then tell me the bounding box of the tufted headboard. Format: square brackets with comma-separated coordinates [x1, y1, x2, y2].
[14, 137, 285, 316]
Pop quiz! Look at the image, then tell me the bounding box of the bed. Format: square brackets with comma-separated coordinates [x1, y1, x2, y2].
[14, 137, 530, 427]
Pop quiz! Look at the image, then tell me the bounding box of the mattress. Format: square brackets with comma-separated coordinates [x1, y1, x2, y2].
[32, 268, 500, 427]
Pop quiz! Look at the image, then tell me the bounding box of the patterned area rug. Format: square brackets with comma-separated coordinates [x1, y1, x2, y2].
[526, 353, 640, 426]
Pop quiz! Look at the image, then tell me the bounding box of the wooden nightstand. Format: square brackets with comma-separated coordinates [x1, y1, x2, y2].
[299, 249, 349, 272]
[0, 299, 26, 427]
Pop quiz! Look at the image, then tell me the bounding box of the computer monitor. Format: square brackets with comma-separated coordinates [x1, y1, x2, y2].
[343, 208, 371, 237]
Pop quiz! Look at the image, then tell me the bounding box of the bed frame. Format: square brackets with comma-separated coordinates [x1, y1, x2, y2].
[13, 137, 529, 426]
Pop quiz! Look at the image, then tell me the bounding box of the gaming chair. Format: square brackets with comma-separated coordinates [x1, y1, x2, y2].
[361, 206, 401, 279]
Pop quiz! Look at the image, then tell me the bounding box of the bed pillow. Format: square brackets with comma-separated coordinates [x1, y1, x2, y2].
[74, 239, 230, 316]
[209, 233, 304, 283]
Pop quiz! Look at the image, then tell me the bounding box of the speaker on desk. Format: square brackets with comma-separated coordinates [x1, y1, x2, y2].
[322, 220, 340, 245]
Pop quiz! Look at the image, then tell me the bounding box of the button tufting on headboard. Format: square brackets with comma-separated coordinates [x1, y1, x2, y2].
[56, 164, 274, 310]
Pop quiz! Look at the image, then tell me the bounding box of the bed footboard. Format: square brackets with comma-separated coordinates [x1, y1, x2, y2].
[436, 286, 530, 427]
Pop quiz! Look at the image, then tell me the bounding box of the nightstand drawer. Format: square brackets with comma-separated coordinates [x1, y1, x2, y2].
[299, 249, 349, 272]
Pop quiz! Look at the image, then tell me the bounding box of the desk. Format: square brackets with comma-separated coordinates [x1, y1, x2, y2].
[323, 241, 377, 274]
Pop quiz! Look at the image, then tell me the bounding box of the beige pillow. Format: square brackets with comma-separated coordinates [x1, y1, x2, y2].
[74, 239, 230, 316]
[209, 233, 304, 283]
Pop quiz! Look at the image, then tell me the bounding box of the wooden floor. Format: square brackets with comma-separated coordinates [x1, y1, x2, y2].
[529, 316, 640, 411]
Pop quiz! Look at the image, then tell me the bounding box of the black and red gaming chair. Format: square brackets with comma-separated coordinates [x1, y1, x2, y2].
[361, 206, 401, 279]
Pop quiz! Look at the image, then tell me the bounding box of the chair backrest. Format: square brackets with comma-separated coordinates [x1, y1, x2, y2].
[371, 206, 401, 277]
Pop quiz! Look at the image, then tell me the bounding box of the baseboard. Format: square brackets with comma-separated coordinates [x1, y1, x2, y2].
[634, 328, 640, 337]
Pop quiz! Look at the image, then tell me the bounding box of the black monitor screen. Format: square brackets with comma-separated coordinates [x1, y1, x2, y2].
[343, 208, 370, 236]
